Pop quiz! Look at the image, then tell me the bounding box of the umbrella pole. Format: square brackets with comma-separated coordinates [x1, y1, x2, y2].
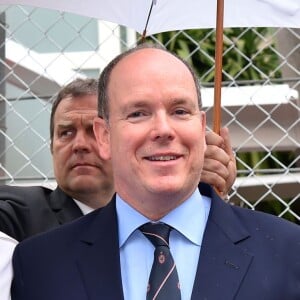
[141, 0, 155, 42]
[213, 0, 224, 134]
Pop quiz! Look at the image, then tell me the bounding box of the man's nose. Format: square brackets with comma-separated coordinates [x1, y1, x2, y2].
[150, 113, 175, 141]
[72, 131, 91, 153]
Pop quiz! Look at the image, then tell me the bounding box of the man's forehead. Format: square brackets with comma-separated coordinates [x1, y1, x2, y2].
[65, 109, 97, 117]
[55, 109, 97, 125]
[57, 95, 97, 113]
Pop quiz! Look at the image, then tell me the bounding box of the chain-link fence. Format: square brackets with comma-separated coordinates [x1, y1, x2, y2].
[0, 5, 299, 223]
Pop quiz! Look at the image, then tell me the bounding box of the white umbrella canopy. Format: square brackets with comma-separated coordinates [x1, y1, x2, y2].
[1, 0, 300, 132]
[1, 0, 300, 35]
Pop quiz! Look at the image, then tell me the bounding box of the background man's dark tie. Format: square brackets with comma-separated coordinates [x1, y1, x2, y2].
[140, 222, 181, 300]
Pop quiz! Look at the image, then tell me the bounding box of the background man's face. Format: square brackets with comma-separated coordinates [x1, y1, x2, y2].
[52, 95, 113, 198]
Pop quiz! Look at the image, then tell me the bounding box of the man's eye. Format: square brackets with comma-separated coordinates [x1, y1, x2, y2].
[128, 111, 145, 118]
[60, 130, 73, 137]
[174, 109, 188, 115]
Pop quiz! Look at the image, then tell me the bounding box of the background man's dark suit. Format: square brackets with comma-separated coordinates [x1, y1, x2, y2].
[11, 183, 300, 300]
[0, 185, 83, 241]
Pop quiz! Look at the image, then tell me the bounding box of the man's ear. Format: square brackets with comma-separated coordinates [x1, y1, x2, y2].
[93, 117, 111, 160]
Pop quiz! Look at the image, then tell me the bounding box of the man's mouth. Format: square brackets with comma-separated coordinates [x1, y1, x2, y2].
[147, 155, 178, 161]
[72, 163, 93, 169]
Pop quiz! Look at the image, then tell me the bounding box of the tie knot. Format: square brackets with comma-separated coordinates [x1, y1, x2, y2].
[140, 222, 171, 248]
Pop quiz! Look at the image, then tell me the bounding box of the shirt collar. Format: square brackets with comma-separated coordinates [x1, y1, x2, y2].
[116, 188, 211, 248]
[73, 199, 94, 215]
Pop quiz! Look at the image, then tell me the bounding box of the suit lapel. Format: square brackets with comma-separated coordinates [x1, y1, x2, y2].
[67, 184, 253, 300]
[191, 184, 253, 300]
[49, 187, 83, 224]
[75, 197, 124, 300]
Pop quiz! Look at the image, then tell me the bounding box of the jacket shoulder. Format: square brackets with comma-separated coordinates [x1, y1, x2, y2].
[0, 185, 64, 241]
[0, 185, 53, 201]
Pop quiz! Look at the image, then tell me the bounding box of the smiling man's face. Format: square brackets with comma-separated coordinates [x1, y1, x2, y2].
[94, 48, 206, 219]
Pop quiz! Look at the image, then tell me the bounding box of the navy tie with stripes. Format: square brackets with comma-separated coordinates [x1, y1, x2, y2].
[140, 222, 181, 300]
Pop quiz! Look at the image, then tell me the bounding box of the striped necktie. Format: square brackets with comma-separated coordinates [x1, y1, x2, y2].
[140, 222, 181, 300]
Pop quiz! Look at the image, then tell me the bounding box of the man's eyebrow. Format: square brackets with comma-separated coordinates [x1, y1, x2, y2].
[56, 122, 73, 128]
[120, 98, 198, 113]
[55, 124, 74, 133]
[120, 100, 150, 112]
[171, 97, 196, 105]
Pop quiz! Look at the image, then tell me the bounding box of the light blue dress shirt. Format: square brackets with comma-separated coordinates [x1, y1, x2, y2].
[116, 188, 211, 300]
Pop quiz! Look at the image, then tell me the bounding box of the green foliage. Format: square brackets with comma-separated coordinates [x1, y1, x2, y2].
[149, 28, 281, 82]
[236, 151, 297, 175]
[255, 199, 298, 224]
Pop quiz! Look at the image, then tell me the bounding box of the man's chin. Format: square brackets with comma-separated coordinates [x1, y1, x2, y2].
[145, 179, 196, 199]
[69, 177, 98, 191]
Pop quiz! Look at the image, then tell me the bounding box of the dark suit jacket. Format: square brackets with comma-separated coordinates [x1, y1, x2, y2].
[0, 185, 83, 241]
[11, 183, 300, 300]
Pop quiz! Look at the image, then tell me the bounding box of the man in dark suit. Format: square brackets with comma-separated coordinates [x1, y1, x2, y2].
[0, 78, 114, 241]
[11, 44, 300, 299]
[0, 78, 236, 242]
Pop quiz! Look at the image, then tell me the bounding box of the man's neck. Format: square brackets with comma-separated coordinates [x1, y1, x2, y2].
[69, 190, 114, 209]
